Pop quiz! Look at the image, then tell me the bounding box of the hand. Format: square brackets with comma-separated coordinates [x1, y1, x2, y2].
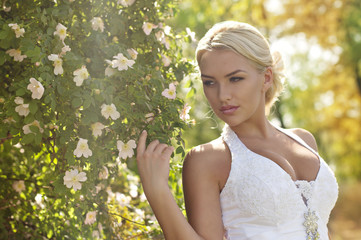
[136, 130, 174, 197]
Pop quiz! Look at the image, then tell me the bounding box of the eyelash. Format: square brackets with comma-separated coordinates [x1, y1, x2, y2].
[203, 77, 244, 86]
[202, 80, 214, 86]
[230, 77, 244, 82]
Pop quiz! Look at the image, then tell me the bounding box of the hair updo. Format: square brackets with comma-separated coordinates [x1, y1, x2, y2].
[196, 21, 285, 113]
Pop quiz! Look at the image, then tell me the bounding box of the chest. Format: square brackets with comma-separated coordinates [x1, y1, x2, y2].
[241, 137, 320, 182]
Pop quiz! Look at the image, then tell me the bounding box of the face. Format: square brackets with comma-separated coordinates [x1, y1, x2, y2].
[199, 49, 272, 127]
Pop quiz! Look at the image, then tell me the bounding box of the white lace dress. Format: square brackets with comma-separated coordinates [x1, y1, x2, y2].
[220, 124, 338, 240]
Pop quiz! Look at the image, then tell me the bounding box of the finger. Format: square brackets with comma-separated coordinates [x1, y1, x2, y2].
[154, 143, 169, 155]
[145, 139, 160, 154]
[137, 130, 147, 155]
[162, 146, 174, 160]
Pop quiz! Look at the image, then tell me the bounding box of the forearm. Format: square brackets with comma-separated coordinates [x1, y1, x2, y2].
[145, 183, 204, 240]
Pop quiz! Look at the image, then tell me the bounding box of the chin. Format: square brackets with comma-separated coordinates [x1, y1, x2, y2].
[218, 116, 244, 128]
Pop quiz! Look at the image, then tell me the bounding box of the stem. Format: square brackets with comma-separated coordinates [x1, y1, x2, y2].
[108, 212, 147, 226]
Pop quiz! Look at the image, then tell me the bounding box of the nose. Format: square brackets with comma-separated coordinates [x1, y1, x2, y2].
[218, 83, 232, 102]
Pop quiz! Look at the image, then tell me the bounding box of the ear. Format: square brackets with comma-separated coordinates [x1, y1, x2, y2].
[262, 67, 273, 92]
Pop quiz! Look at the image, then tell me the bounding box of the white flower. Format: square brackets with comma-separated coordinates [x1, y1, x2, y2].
[63, 169, 87, 191]
[48, 54, 63, 75]
[61, 45, 71, 54]
[117, 140, 136, 160]
[8, 23, 25, 38]
[54, 23, 67, 41]
[12, 180, 25, 193]
[92, 230, 100, 239]
[142, 22, 157, 35]
[117, 0, 135, 7]
[180, 103, 191, 121]
[27, 78, 44, 99]
[23, 120, 44, 134]
[186, 27, 196, 42]
[15, 102, 30, 117]
[14, 97, 24, 105]
[101, 103, 120, 120]
[155, 31, 165, 42]
[73, 138, 92, 158]
[73, 66, 89, 86]
[162, 83, 176, 100]
[91, 17, 104, 32]
[161, 37, 171, 49]
[111, 53, 135, 71]
[95, 183, 104, 194]
[98, 166, 109, 180]
[105, 67, 116, 76]
[85, 211, 97, 225]
[135, 208, 145, 219]
[115, 193, 131, 207]
[35, 193, 45, 209]
[91, 122, 105, 137]
[6, 49, 27, 62]
[105, 60, 116, 76]
[161, 54, 171, 67]
[140, 193, 147, 202]
[163, 25, 171, 35]
[127, 48, 138, 60]
[129, 183, 138, 198]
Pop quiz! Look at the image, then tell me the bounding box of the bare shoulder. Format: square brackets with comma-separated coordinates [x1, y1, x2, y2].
[290, 128, 318, 152]
[182, 138, 230, 238]
[183, 137, 230, 174]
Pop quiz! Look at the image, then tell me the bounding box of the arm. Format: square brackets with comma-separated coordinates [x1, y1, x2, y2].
[136, 131, 223, 240]
[183, 147, 226, 239]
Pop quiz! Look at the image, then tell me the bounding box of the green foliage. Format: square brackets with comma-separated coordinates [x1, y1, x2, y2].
[0, 0, 194, 239]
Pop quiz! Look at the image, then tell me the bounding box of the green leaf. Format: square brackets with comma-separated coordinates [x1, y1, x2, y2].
[29, 101, 38, 114]
[83, 97, 92, 109]
[176, 146, 183, 154]
[186, 87, 196, 98]
[29, 125, 40, 133]
[0, 51, 6, 65]
[16, 88, 26, 96]
[24, 114, 35, 124]
[44, 94, 51, 104]
[0, 30, 8, 39]
[65, 149, 75, 166]
[71, 97, 82, 108]
[184, 79, 193, 88]
[34, 133, 42, 145]
[22, 134, 34, 144]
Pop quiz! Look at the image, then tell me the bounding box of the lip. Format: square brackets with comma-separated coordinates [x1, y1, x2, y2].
[220, 105, 239, 114]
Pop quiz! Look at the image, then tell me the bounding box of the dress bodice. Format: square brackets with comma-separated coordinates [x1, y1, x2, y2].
[220, 124, 338, 240]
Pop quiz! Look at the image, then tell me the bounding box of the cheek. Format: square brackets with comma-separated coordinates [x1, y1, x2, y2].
[203, 88, 218, 106]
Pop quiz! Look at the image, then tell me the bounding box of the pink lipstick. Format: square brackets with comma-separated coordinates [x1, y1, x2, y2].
[220, 105, 239, 114]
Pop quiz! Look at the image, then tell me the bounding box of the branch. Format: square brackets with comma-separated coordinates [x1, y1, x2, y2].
[108, 212, 147, 226]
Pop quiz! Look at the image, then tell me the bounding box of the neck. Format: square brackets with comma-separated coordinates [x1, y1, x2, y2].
[229, 115, 275, 140]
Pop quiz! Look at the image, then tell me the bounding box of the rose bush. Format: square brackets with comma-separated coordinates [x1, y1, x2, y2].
[0, 0, 194, 239]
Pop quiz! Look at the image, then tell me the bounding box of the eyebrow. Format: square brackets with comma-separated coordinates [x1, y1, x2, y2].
[201, 69, 246, 79]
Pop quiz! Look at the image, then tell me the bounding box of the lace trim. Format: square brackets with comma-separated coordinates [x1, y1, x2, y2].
[295, 180, 315, 206]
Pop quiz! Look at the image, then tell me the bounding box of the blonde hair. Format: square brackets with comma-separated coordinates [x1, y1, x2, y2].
[196, 21, 285, 113]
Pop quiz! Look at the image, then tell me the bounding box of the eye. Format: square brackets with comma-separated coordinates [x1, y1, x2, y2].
[202, 80, 215, 86]
[230, 77, 244, 82]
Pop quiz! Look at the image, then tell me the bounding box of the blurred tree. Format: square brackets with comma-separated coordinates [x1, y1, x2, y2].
[172, 0, 361, 180]
[275, 0, 361, 180]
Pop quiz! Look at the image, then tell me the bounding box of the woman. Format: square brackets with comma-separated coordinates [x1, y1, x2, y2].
[136, 21, 338, 240]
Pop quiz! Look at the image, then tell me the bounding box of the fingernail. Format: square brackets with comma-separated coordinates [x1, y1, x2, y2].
[142, 130, 147, 134]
